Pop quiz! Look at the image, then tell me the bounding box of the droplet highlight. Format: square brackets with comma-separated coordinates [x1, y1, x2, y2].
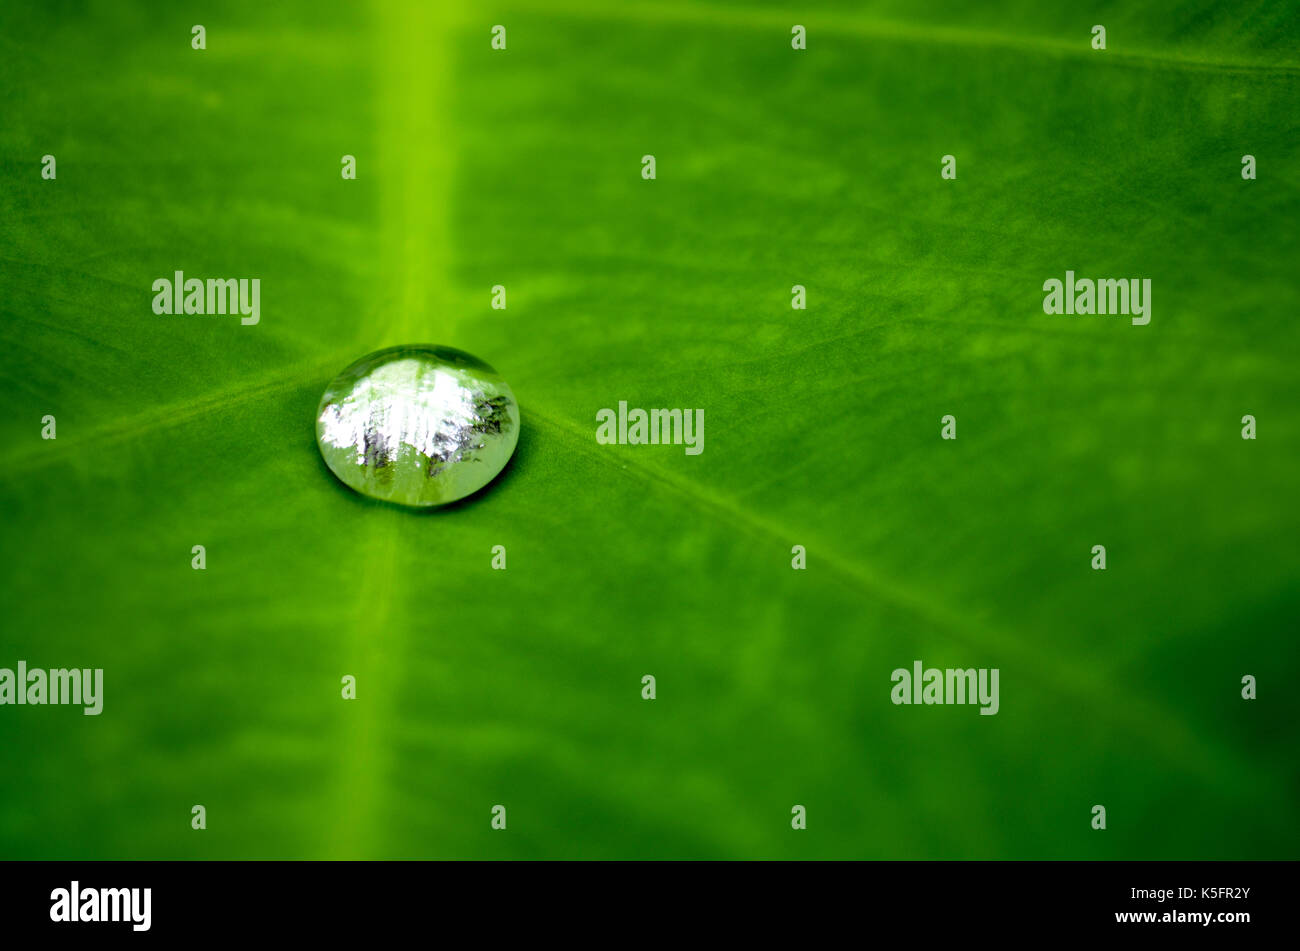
[315, 345, 520, 508]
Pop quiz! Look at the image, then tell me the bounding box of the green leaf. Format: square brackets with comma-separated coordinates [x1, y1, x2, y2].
[1, 0, 1296, 858]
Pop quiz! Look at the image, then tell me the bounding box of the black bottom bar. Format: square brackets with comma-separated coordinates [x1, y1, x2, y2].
[0, 860, 1290, 939]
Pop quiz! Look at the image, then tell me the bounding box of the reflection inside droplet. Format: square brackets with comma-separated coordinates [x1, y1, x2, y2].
[315, 345, 519, 507]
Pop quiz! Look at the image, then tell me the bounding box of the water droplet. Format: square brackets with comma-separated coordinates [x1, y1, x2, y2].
[316, 345, 520, 508]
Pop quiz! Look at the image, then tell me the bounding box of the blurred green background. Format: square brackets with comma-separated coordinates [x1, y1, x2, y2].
[0, 0, 1297, 859]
